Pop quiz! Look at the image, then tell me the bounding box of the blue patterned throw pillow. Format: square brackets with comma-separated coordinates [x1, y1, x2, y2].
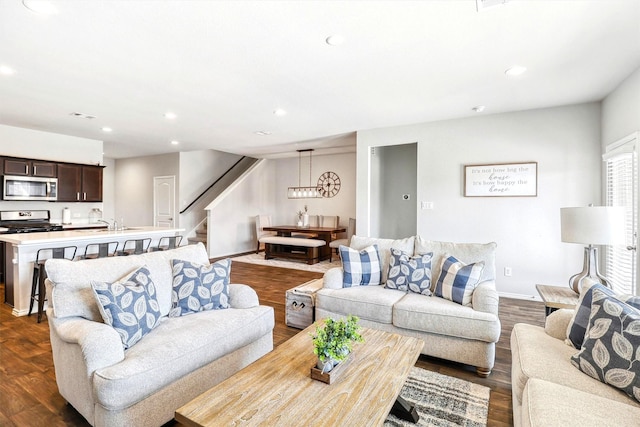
[571, 289, 640, 403]
[385, 248, 433, 295]
[91, 266, 162, 349]
[339, 244, 382, 287]
[169, 258, 231, 317]
[567, 284, 640, 349]
[434, 254, 484, 306]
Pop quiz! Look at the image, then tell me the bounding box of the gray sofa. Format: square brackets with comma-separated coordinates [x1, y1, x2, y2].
[511, 309, 640, 426]
[45, 243, 274, 427]
[315, 235, 501, 376]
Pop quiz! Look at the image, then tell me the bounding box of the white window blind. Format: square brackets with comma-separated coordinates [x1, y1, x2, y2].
[604, 136, 637, 295]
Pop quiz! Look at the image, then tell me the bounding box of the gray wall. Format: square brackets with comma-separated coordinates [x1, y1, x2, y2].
[357, 102, 603, 299]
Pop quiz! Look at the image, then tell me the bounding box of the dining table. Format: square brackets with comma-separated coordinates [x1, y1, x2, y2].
[262, 225, 346, 262]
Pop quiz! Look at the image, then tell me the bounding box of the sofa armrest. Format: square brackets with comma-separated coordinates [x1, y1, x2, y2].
[323, 267, 344, 289]
[472, 281, 499, 316]
[51, 315, 124, 374]
[229, 283, 259, 308]
[544, 308, 574, 341]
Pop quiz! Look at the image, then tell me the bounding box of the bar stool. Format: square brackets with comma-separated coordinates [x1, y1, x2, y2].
[149, 236, 183, 252]
[79, 242, 119, 259]
[116, 238, 151, 256]
[29, 246, 77, 323]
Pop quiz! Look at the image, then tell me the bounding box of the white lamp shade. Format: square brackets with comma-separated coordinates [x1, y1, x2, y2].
[561, 206, 626, 245]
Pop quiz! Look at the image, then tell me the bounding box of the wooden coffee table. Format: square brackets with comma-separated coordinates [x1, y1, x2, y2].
[175, 322, 423, 426]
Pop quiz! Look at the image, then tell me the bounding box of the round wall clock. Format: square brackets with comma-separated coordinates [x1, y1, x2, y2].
[317, 171, 341, 198]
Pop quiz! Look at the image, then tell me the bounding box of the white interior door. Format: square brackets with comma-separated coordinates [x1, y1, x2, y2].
[154, 176, 176, 227]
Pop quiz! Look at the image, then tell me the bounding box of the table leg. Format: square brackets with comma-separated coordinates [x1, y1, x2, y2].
[391, 395, 419, 423]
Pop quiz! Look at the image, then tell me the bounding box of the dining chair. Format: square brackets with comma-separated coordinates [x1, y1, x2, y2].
[329, 217, 356, 262]
[255, 215, 277, 253]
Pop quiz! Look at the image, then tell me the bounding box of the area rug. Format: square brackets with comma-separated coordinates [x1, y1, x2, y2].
[384, 367, 490, 427]
[232, 252, 342, 273]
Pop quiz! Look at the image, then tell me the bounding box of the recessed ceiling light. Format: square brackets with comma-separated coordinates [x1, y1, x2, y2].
[170, 140, 180, 145]
[22, 0, 58, 15]
[164, 112, 177, 120]
[472, 105, 486, 113]
[254, 131, 272, 136]
[505, 65, 527, 77]
[101, 127, 112, 133]
[0, 65, 15, 75]
[273, 108, 287, 117]
[325, 35, 345, 46]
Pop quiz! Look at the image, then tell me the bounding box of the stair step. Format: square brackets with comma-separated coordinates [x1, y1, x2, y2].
[195, 228, 207, 236]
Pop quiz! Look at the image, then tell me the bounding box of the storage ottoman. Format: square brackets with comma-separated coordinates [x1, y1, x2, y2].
[285, 279, 323, 329]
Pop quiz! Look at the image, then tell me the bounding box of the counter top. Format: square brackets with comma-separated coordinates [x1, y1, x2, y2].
[0, 226, 184, 245]
[58, 223, 108, 230]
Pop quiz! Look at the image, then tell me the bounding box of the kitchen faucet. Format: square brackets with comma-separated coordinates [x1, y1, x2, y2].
[97, 219, 114, 231]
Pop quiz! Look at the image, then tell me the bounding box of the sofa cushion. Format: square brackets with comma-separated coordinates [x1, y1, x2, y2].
[510, 323, 638, 407]
[350, 235, 415, 283]
[385, 249, 433, 295]
[46, 244, 211, 320]
[169, 258, 231, 317]
[414, 237, 496, 286]
[339, 244, 382, 287]
[315, 286, 406, 324]
[521, 378, 640, 427]
[92, 305, 274, 411]
[434, 254, 484, 306]
[91, 266, 162, 349]
[571, 289, 640, 402]
[393, 293, 500, 342]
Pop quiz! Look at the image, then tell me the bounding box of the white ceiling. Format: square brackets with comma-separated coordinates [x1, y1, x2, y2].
[0, 0, 639, 159]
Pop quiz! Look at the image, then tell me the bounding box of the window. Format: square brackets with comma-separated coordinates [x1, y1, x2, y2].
[604, 132, 638, 295]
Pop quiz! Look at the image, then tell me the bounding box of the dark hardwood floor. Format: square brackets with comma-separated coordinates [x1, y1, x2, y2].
[0, 260, 545, 426]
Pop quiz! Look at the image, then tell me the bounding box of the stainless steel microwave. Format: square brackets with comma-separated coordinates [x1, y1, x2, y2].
[2, 175, 58, 201]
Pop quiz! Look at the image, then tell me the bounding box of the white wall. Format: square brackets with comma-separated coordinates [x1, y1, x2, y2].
[0, 124, 105, 223]
[208, 159, 277, 257]
[272, 152, 357, 227]
[602, 66, 640, 147]
[114, 153, 179, 227]
[178, 150, 243, 211]
[357, 103, 602, 299]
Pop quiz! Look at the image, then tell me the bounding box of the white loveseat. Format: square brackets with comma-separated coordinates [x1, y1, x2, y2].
[45, 243, 274, 427]
[315, 235, 501, 376]
[511, 309, 640, 426]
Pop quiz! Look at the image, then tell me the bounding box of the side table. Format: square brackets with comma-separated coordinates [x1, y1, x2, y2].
[535, 284, 579, 316]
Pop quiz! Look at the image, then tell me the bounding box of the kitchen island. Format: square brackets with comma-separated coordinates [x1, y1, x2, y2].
[0, 226, 184, 317]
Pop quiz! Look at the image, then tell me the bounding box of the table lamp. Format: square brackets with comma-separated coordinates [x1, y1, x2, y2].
[561, 206, 626, 293]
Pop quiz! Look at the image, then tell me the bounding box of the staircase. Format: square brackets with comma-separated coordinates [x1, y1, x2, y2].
[187, 220, 207, 248]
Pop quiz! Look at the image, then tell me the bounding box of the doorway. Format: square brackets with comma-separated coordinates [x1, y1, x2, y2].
[153, 176, 176, 227]
[370, 143, 417, 238]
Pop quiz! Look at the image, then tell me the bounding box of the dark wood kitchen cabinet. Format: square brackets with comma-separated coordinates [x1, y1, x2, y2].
[3, 158, 57, 177]
[57, 164, 103, 202]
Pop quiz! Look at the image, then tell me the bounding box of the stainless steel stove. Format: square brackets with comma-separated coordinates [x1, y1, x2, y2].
[0, 210, 64, 234]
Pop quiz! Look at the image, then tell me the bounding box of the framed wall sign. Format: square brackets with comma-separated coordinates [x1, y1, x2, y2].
[464, 162, 537, 197]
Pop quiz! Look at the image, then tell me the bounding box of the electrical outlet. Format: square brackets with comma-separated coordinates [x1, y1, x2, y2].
[504, 267, 512, 277]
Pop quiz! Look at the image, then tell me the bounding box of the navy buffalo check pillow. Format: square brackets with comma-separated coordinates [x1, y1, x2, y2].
[339, 244, 382, 287]
[434, 254, 484, 306]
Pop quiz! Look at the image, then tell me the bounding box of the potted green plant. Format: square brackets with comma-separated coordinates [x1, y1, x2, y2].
[311, 315, 364, 373]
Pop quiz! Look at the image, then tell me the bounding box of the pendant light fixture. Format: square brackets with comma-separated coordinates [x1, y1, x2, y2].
[287, 149, 322, 199]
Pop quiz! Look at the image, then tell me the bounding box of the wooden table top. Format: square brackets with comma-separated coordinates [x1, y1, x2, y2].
[175, 322, 423, 427]
[263, 225, 346, 234]
[535, 284, 580, 309]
